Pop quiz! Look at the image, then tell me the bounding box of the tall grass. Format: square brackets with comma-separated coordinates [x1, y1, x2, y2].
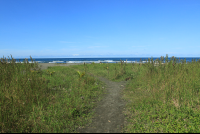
[69, 54, 200, 132]
[121, 55, 200, 133]
[1, 54, 200, 132]
[0, 55, 106, 133]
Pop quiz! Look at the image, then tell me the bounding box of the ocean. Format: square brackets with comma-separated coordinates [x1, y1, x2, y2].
[2, 57, 200, 64]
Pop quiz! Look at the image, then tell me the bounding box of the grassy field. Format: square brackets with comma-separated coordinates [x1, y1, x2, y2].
[1, 55, 200, 132]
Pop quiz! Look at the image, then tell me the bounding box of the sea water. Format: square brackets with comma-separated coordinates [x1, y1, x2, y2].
[2, 57, 200, 64]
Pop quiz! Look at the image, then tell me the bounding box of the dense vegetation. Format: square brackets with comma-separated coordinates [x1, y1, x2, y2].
[1, 54, 200, 132]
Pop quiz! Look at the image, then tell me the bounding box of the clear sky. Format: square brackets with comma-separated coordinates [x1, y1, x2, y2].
[1, 0, 200, 59]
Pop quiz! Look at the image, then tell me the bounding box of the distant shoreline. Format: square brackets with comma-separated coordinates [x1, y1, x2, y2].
[1, 62, 188, 71]
[31, 62, 185, 71]
[31, 63, 86, 71]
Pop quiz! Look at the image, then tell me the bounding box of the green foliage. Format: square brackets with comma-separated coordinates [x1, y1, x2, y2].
[0, 55, 106, 133]
[120, 55, 200, 133]
[46, 70, 56, 77]
[77, 70, 85, 80]
[2, 54, 200, 133]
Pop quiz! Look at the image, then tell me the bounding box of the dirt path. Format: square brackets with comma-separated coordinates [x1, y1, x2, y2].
[31, 63, 130, 133]
[76, 75, 129, 133]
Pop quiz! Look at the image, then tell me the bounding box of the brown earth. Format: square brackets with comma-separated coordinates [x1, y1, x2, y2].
[31, 63, 130, 133]
[76, 76, 129, 133]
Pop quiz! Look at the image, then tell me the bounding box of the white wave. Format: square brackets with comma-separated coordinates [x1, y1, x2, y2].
[104, 60, 114, 62]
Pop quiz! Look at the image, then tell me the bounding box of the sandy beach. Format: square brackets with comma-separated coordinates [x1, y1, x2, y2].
[4, 62, 172, 72]
[31, 63, 87, 71]
[31, 62, 137, 71]
[30, 62, 170, 71]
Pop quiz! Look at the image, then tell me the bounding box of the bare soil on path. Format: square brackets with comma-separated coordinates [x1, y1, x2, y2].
[32, 63, 130, 133]
[76, 75, 129, 133]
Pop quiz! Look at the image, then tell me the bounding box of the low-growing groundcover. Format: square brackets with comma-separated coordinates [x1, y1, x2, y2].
[119, 56, 200, 133]
[69, 56, 200, 133]
[1, 55, 200, 132]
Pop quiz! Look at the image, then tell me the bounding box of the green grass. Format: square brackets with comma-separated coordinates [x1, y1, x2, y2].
[1, 54, 200, 132]
[69, 55, 200, 133]
[0, 55, 106, 133]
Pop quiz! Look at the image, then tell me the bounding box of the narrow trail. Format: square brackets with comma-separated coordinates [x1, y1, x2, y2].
[76, 75, 129, 133]
[30, 64, 130, 133]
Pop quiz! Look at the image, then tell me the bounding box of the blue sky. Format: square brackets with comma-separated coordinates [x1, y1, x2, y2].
[0, 0, 200, 59]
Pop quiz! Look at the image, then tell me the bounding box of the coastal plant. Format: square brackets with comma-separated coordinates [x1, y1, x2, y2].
[77, 70, 85, 80]
[104, 62, 109, 78]
[121, 55, 200, 133]
[4, 54, 199, 133]
[68, 56, 200, 133]
[0, 55, 106, 133]
[107, 66, 109, 78]
[84, 62, 87, 73]
[46, 70, 56, 77]
[103, 65, 109, 78]
[66, 56, 200, 132]
[114, 64, 117, 79]
[124, 63, 126, 74]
